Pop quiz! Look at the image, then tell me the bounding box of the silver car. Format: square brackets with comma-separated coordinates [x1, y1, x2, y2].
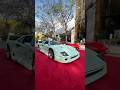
[5, 35, 34, 70]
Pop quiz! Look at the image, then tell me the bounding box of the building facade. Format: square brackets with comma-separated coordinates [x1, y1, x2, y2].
[86, 0, 120, 42]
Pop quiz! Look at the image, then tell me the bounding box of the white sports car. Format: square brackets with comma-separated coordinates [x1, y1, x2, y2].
[5, 35, 34, 70]
[86, 48, 107, 85]
[39, 40, 80, 63]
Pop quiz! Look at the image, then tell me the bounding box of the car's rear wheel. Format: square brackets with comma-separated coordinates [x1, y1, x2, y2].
[6, 45, 11, 59]
[48, 49, 54, 59]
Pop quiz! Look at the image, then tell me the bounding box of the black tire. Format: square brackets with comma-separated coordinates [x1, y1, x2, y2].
[6, 45, 11, 59]
[48, 49, 54, 59]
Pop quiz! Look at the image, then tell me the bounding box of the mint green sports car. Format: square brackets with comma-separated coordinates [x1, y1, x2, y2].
[39, 40, 80, 63]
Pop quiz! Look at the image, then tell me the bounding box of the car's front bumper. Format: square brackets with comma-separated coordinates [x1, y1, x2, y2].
[55, 54, 80, 63]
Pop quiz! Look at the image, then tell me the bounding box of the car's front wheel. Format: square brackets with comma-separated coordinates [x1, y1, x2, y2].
[48, 49, 54, 59]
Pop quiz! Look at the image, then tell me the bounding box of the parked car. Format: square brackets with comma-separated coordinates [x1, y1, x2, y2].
[35, 40, 43, 48]
[5, 35, 34, 70]
[39, 40, 80, 63]
[86, 47, 107, 85]
[85, 41, 108, 54]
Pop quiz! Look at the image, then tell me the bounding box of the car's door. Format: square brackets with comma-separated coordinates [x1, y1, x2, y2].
[42, 41, 49, 54]
[21, 36, 34, 69]
[44, 41, 50, 54]
[14, 36, 33, 68]
[12, 36, 26, 62]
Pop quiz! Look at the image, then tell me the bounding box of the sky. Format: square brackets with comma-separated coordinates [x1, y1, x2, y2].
[35, 0, 76, 22]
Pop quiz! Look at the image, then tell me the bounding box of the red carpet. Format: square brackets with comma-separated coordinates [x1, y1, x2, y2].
[35, 49, 85, 90]
[0, 49, 34, 90]
[86, 55, 120, 90]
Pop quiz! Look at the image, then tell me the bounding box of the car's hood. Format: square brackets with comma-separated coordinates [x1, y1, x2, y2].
[50, 44, 79, 56]
[86, 48, 106, 75]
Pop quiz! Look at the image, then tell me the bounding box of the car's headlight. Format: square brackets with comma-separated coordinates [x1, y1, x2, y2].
[60, 52, 69, 56]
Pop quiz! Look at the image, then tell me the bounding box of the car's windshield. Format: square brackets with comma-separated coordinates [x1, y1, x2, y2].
[50, 41, 59, 45]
